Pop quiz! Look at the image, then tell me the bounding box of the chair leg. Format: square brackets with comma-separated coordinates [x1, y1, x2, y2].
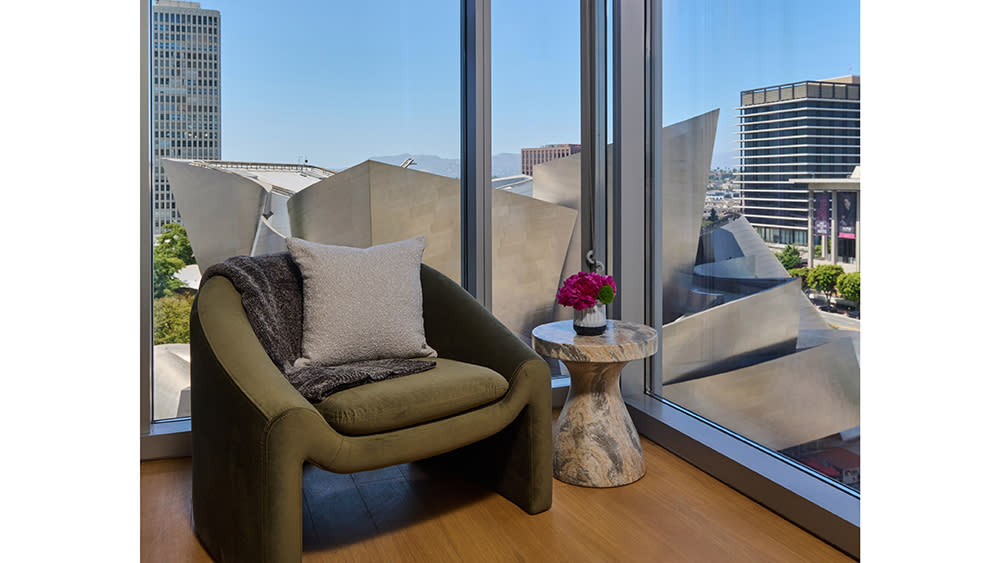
[193, 454, 302, 562]
[498, 399, 554, 514]
[193, 438, 305, 562]
[260, 458, 306, 563]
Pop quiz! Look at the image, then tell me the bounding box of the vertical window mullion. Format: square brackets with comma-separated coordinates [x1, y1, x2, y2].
[460, 0, 492, 309]
[644, 0, 663, 392]
[580, 0, 608, 275]
[612, 0, 649, 397]
[141, 0, 153, 437]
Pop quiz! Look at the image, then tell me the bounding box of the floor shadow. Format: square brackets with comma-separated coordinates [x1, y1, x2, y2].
[301, 459, 494, 552]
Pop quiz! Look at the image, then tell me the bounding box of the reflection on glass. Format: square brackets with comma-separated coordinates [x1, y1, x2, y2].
[655, 0, 861, 491]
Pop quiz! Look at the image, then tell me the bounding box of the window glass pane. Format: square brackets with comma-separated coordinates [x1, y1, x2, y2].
[491, 0, 581, 376]
[659, 0, 861, 492]
[149, 0, 460, 421]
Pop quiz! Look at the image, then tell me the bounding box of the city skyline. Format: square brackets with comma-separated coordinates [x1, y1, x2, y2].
[200, 0, 859, 171]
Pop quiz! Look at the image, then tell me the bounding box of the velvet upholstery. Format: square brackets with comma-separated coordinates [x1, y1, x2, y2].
[190, 263, 552, 563]
[315, 358, 508, 435]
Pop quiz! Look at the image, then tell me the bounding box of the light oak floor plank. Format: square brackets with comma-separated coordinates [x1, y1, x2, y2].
[141, 411, 852, 562]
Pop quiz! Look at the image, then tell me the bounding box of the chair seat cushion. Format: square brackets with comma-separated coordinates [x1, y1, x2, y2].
[315, 358, 509, 435]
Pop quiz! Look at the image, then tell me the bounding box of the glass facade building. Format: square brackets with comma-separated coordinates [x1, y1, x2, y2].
[737, 77, 860, 247]
[151, 0, 221, 234]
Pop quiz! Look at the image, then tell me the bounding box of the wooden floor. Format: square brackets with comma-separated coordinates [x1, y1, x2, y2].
[141, 412, 851, 562]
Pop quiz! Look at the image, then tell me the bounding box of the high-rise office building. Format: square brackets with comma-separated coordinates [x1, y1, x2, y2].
[736, 76, 859, 248]
[521, 143, 581, 176]
[151, 0, 221, 234]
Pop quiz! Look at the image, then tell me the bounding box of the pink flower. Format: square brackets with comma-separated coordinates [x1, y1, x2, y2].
[556, 271, 617, 310]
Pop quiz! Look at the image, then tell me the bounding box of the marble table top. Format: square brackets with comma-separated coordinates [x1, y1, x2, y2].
[532, 320, 658, 363]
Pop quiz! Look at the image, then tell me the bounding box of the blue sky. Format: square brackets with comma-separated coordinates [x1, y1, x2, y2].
[210, 0, 858, 170]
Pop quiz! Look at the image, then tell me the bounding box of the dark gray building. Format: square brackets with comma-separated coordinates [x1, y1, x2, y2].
[737, 76, 859, 249]
[151, 0, 221, 234]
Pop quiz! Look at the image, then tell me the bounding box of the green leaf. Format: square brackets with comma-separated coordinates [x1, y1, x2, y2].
[597, 284, 615, 305]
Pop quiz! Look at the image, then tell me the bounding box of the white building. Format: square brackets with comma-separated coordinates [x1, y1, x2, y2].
[151, 0, 221, 234]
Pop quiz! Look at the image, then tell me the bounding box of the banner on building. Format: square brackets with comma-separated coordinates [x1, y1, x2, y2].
[813, 193, 830, 236]
[837, 192, 857, 239]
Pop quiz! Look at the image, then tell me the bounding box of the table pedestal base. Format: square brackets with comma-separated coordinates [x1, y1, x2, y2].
[553, 361, 645, 487]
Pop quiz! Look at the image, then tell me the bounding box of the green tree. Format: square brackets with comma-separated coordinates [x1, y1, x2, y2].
[156, 223, 195, 265]
[708, 207, 718, 222]
[836, 271, 860, 305]
[154, 294, 195, 345]
[153, 247, 186, 298]
[807, 264, 845, 306]
[787, 267, 811, 290]
[775, 244, 802, 270]
[152, 223, 196, 298]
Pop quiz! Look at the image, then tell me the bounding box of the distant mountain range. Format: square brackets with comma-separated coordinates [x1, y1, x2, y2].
[365, 153, 522, 179]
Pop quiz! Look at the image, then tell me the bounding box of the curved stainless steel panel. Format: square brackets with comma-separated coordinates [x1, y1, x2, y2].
[661, 109, 721, 319]
[162, 159, 268, 272]
[287, 161, 374, 250]
[662, 337, 860, 451]
[253, 216, 289, 257]
[287, 159, 577, 344]
[661, 279, 802, 384]
[492, 189, 577, 343]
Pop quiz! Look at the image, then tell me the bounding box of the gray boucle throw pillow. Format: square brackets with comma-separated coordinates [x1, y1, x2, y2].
[286, 236, 437, 367]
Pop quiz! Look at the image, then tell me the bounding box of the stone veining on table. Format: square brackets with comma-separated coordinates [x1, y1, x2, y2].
[532, 320, 658, 487]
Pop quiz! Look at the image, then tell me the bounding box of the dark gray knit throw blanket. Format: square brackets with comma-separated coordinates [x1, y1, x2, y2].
[201, 253, 435, 402]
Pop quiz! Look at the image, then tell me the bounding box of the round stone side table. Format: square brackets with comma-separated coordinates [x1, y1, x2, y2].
[532, 319, 658, 487]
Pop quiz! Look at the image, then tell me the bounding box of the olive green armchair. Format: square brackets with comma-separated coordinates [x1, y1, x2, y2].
[190, 261, 552, 563]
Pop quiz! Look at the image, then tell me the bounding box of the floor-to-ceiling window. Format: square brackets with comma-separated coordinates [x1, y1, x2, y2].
[656, 0, 861, 483]
[490, 0, 584, 378]
[618, 0, 860, 556]
[143, 0, 464, 441]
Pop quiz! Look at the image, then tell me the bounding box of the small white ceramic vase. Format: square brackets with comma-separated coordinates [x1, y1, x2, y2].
[573, 304, 607, 336]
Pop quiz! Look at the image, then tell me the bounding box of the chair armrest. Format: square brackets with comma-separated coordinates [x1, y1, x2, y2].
[191, 276, 346, 561]
[191, 276, 325, 429]
[420, 264, 544, 382]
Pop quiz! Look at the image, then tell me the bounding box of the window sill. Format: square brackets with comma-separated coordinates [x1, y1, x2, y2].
[141, 418, 191, 460]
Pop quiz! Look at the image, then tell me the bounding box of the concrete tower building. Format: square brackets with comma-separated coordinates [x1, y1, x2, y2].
[151, 0, 221, 234]
[520, 144, 581, 176]
[736, 76, 859, 249]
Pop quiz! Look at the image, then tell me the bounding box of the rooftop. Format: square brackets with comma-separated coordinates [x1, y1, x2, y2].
[182, 160, 336, 195]
[739, 76, 860, 107]
[155, 0, 203, 8]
